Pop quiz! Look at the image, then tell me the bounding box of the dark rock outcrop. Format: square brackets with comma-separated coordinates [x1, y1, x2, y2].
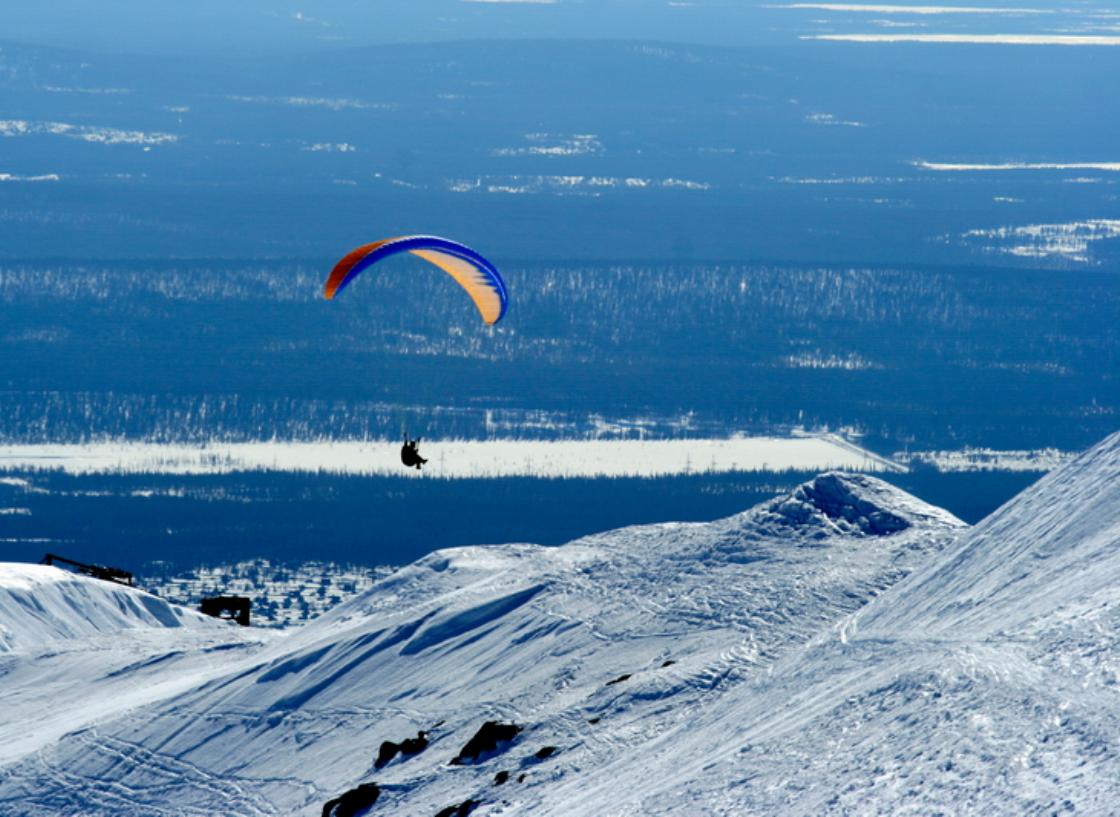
[533, 746, 557, 761]
[451, 721, 522, 765]
[374, 741, 398, 769]
[494, 770, 510, 785]
[605, 673, 631, 686]
[434, 799, 479, 817]
[375, 731, 429, 769]
[322, 783, 380, 817]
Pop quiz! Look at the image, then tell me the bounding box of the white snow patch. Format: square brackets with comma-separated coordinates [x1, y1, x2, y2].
[0, 434, 903, 477]
[225, 95, 394, 111]
[0, 172, 59, 182]
[772, 3, 1050, 13]
[964, 219, 1120, 262]
[0, 564, 217, 653]
[492, 133, 603, 157]
[807, 33, 1120, 44]
[0, 564, 269, 767]
[0, 120, 176, 145]
[805, 111, 866, 127]
[916, 160, 1120, 171]
[895, 447, 1075, 472]
[447, 174, 711, 194]
[782, 352, 882, 370]
[301, 142, 357, 152]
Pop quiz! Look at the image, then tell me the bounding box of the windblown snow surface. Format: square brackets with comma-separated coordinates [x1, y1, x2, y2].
[0, 567, 272, 768]
[1, 432, 1119, 815]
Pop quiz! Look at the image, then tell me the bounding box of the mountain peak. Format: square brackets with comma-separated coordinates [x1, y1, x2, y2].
[746, 471, 963, 540]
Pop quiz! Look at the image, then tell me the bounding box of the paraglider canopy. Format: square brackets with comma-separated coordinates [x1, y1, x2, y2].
[324, 235, 508, 325]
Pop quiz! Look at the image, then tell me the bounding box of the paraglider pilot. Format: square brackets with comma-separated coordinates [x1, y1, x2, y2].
[401, 436, 428, 470]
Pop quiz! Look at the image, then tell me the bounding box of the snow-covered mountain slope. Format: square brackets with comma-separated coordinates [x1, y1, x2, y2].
[0, 473, 964, 816]
[0, 565, 271, 768]
[0, 564, 214, 653]
[549, 430, 1120, 816]
[854, 430, 1120, 637]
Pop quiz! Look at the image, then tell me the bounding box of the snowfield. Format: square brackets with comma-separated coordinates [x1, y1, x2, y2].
[1, 432, 1119, 815]
[0, 567, 272, 768]
[0, 433, 903, 478]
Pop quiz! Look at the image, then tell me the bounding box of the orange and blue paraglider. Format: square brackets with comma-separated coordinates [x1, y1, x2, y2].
[324, 235, 508, 324]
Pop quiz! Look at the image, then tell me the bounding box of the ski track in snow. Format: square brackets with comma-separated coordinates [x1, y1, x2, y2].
[2, 433, 1120, 814]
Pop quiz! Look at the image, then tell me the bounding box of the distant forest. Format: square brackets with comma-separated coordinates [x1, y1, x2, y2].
[1, 260, 1116, 452]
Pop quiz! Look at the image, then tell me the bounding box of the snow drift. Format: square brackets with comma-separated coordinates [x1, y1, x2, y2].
[0, 565, 268, 770]
[0, 564, 211, 653]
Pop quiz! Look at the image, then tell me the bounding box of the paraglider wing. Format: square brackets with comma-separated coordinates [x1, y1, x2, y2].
[324, 235, 508, 324]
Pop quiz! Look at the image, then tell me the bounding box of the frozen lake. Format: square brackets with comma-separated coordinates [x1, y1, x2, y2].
[0, 434, 902, 478]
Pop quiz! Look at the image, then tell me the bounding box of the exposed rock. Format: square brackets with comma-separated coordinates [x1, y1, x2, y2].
[494, 770, 510, 785]
[434, 799, 479, 817]
[374, 741, 398, 769]
[375, 730, 429, 768]
[757, 473, 911, 538]
[451, 721, 522, 765]
[322, 782, 380, 817]
[605, 673, 631, 686]
[533, 746, 557, 761]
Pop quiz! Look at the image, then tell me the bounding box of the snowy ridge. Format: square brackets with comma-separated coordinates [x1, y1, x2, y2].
[0, 564, 217, 653]
[0, 566, 271, 770]
[855, 429, 1120, 636]
[593, 430, 1120, 816]
[0, 473, 963, 816]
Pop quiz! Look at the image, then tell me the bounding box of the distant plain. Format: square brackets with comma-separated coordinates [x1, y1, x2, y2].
[1, 3, 1117, 573]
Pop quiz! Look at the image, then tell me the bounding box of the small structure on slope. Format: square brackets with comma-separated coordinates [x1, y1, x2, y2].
[199, 595, 251, 626]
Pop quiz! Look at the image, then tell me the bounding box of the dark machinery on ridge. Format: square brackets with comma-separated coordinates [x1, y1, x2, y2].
[40, 553, 134, 587]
